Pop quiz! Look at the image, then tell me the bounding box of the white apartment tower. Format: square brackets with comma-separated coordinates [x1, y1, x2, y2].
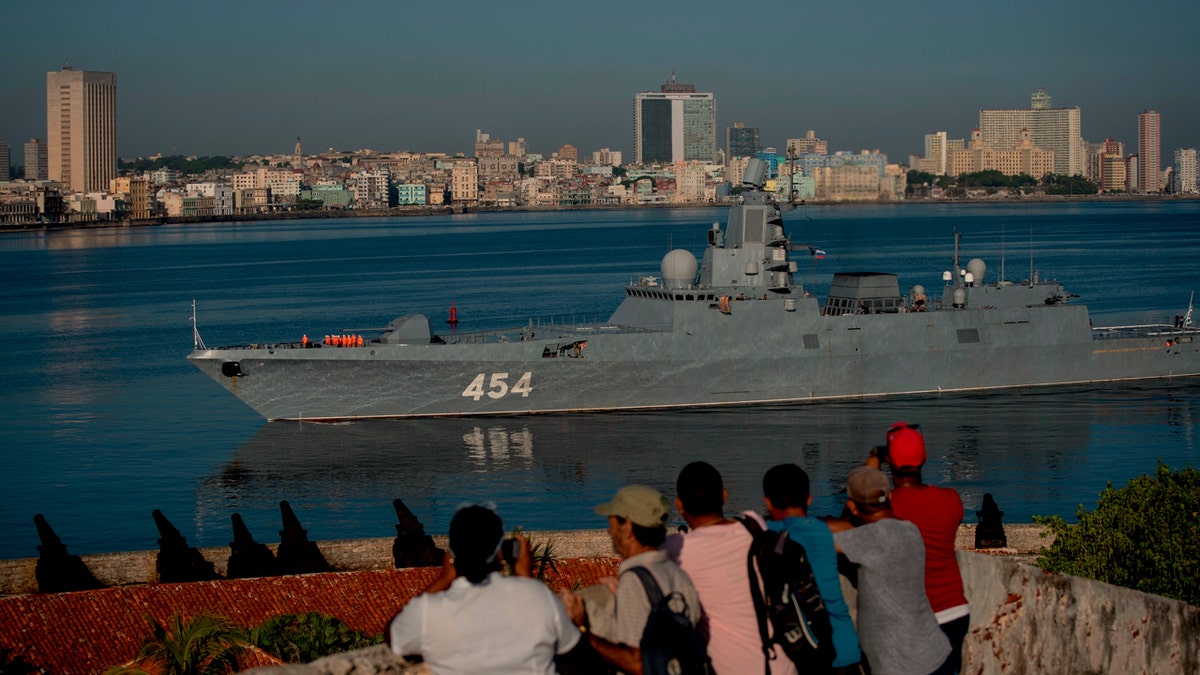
[1174, 148, 1197, 194]
[979, 88, 1083, 177]
[46, 67, 117, 193]
[1138, 110, 1161, 193]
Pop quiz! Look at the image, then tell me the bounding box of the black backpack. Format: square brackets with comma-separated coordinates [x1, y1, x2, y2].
[738, 516, 836, 674]
[626, 565, 714, 675]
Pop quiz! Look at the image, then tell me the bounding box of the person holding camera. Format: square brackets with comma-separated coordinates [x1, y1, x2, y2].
[869, 422, 969, 673]
[386, 504, 580, 674]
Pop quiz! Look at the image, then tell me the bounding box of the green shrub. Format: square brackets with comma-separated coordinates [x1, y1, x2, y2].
[249, 612, 380, 663]
[1035, 462, 1200, 605]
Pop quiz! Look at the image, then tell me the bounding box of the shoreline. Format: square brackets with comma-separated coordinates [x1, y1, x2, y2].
[0, 523, 1051, 597]
[3, 193, 1197, 235]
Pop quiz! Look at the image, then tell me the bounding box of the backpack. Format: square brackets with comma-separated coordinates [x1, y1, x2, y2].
[626, 565, 714, 675]
[738, 516, 836, 673]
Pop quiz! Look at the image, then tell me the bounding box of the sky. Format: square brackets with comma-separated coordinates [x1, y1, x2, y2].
[2, 0, 1199, 167]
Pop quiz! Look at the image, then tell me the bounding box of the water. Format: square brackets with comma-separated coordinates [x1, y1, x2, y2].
[2, 201, 1199, 560]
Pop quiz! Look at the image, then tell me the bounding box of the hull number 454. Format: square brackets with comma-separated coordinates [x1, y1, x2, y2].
[462, 372, 533, 401]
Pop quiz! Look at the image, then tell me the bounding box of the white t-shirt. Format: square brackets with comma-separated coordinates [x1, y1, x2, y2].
[388, 571, 581, 674]
[664, 513, 798, 675]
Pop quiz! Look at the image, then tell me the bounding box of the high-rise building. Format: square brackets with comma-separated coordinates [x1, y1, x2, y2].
[979, 88, 1083, 177]
[633, 75, 716, 165]
[1138, 110, 1161, 193]
[25, 139, 48, 180]
[726, 122, 759, 159]
[787, 130, 827, 156]
[1174, 148, 1197, 194]
[46, 67, 117, 192]
[0, 140, 9, 180]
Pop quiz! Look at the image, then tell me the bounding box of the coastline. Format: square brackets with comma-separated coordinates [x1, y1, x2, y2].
[3, 192, 1197, 235]
[0, 523, 1051, 596]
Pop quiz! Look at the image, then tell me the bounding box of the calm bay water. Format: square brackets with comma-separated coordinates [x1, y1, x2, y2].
[2, 201, 1199, 560]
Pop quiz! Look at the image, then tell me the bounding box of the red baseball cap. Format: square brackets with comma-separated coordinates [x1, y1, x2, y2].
[886, 421, 927, 468]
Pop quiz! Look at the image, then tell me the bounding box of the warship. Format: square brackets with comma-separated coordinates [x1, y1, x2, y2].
[188, 159, 1200, 421]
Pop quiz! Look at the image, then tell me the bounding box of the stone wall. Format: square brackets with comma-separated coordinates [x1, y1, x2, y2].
[959, 553, 1199, 674]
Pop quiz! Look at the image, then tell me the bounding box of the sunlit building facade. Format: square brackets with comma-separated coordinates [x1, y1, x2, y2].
[634, 76, 716, 164]
[46, 67, 117, 192]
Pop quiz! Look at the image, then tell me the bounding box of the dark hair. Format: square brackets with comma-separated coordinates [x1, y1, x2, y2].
[676, 461, 725, 516]
[627, 519, 667, 548]
[448, 505, 504, 584]
[763, 463, 811, 509]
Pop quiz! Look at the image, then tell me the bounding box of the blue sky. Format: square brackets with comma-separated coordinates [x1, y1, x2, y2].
[2, 0, 1198, 165]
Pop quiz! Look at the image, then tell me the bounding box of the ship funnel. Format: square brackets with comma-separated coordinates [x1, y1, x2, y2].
[661, 249, 698, 290]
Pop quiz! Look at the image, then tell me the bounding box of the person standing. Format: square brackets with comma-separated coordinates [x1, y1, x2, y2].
[829, 466, 952, 675]
[762, 463, 865, 674]
[665, 461, 797, 675]
[386, 504, 580, 674]
[560, 484, 703, 674]
[872, 422, 970, 672]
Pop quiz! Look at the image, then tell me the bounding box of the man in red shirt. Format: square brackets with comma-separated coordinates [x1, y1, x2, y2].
[868, 422, 970, 673]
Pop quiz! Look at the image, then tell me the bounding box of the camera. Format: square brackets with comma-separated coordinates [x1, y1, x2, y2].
[500, 537, 520, 562]
[873, 444, 889, 462]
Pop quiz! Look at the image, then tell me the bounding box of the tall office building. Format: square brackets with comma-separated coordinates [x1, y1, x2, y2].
[1138, 110, 1161, 193]
[46, 67, 117, 192]
[979, 88, 1083, 177]
[25, 139, 48, 180]
[726, 122, 759, 159]
[0, 140, 9, 180]
[633, 75, 716, 165]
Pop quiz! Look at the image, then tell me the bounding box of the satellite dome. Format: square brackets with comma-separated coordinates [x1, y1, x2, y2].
[966, 258, 986, 286]
[661, 249, 698, 289]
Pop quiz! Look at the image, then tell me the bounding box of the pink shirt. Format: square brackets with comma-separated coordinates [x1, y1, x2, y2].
[665, 515, 797, 675]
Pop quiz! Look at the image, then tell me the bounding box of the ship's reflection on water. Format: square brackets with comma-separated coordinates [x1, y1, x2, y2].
[195, 382, 1199, 545]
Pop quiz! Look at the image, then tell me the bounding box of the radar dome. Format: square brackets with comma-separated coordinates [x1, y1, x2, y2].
[661, 249, 698, 289]
[966, 258, 986, 286]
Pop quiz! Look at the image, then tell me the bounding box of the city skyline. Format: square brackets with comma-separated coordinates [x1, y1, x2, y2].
[2, 0, 1199, 166]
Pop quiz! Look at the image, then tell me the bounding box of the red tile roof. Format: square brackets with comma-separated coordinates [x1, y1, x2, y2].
[0, 557, 619, 675]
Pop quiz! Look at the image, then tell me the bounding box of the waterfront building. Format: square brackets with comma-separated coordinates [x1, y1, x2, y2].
[556, 144, 579, 162]
[185, 183, 235, 215]
[979, 88, 1083, 177]
[591, 148, 623, 167]
[726, 155, 752, 187]
[910, 131, 962, 175]
[1087, 138, 1124, 189]
[726, 122, 759, 160]
[0, 140, 9, 180]
[394, 183, 427, 206]
[1138, 110, 1161, 193]
[1102, 154, 1127, 193]
[1126, 154, 1140, 191]
[786, 131, 827, 157]
[756, 147, 779, 178]
[475, 130, 505, 158]
[1175, 148, 1197, 194]
[633, 75, 717, 164]
[949, 128, 1054, 179]
[24, 139, 48, 180]
[449, 159, 478, 206]
[46, 67, 117, 193]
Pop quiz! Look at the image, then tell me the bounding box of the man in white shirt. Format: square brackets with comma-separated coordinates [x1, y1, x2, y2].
[386, 504, 580, 674]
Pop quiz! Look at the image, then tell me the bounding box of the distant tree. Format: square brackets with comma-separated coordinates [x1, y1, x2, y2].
[1041, 174, 1098, 195]
[249, 612, 380, 664]
[1035, 462, 1200, 606]
[906, 170, 935, 187]
[611, 166, 628, 179]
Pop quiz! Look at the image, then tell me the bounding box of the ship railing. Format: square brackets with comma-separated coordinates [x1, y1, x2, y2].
[1091, 323, 1200, 340]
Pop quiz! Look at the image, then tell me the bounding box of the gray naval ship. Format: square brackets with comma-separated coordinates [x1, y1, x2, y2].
[189, 159, 1200, 421]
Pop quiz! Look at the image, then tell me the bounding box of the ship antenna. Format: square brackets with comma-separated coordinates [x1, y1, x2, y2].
[1185, 292, 1195, 329]
[192, 299, 207, 350]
